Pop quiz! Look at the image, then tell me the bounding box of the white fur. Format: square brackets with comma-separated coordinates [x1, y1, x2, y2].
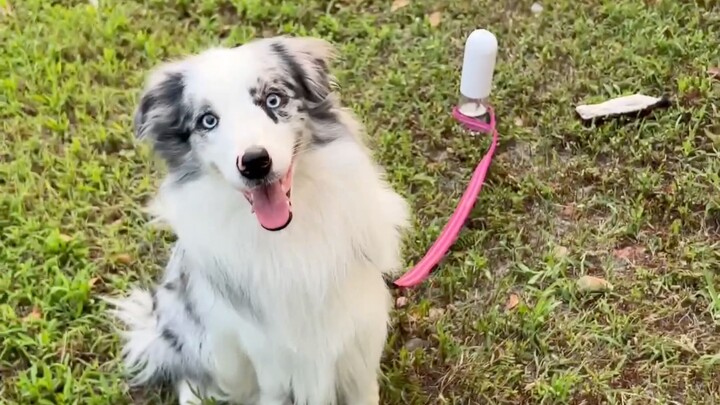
[106, 37, 410, 405]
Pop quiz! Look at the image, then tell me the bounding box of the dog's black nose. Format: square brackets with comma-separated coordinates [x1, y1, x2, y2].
[238, 146, 272, 180]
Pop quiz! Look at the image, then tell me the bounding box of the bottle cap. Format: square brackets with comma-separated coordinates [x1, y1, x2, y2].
[459, 29, 498, 100]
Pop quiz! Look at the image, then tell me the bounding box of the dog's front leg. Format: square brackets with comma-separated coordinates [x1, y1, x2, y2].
[337, 365, 380, 405]
[177, 379, 202, 405]
[252, 359, 292, 405]
[255, 383, 290, 405]
[288, 361, 338, 405]
[336, 329, 385, 405]
[176, 377, 227, 405]
[345, 385, 380, 405]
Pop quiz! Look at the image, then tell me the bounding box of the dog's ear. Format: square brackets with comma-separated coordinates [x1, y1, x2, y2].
[132, 61, 196, 170]
[132, 61, 188, 141]
[271, 37, 337, 104]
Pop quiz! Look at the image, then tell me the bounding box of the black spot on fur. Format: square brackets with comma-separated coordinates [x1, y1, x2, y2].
[134, 72, 200, 182]
[292, 137, 303, 156]
[276, 109, 290, 120]
[308, 108, 343, 146]
[314, 57, 329, 74]
[165, 252, 205, 329]
[179, 271, 189, 290]
[161, 328, 183, 353]
[307, 99, 337, 124]
[310, 133, 338, 146]
[178, 274, 203, 327]
[150, 287, 158, 312]
[263, 105, 279, 123]
[135, 73, 190, 141]
[280, 79, 297, 96]
[183, 299, 202, 326]
[271, 42, 321, 103]
[206, 260, 261, 321]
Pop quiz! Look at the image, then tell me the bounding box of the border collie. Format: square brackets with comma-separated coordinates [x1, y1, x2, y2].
[105, 36, 410, 405]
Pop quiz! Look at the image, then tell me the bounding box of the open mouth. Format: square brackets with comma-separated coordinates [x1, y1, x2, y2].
[242, 165, 294, 231]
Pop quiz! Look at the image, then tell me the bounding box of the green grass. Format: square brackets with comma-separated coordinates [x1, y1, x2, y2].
[1, 0, 719, 403]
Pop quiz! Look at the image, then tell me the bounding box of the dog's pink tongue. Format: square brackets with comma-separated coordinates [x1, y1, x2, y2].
[250, 182, 291, 230]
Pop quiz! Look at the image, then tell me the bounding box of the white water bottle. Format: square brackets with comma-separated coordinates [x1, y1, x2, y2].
[458, 29, 498, 118]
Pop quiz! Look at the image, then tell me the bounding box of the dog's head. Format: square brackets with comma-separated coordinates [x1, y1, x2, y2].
[134, 36, 339, 231]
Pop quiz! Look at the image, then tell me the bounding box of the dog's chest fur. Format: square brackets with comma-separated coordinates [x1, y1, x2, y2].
[144, 140, 408, 401]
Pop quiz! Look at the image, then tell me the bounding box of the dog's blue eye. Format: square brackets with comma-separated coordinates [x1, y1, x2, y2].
[265, 93, 283, 109]
[199, 113, 218, 130]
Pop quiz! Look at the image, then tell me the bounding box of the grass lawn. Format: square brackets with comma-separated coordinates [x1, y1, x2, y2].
[2, 0, 720, 403]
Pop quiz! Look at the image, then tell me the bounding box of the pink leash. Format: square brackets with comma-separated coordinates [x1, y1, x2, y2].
[393, 106, 499, 288]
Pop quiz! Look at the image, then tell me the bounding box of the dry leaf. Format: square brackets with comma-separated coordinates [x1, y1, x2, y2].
[613, 245, 645, 262]
[406, 312, 420, 325]
[23, 307, 42, 322]
[428, 307, 445, 322]
[391, 0, 409, 12]
[505, 293, 520, 310]
[115, 253, 133, 265]
[577, 275, 612, 292]
[708, 66, 720, 80]
[513, 117, 525, 127]
[553, 245, 569, 259]
[428, 11, 442, 27]
[88, 277, 100, 288]
[0, 0, 13, 17]
[395, 296, 408, 308]
[59, 233, 73, 243]
[404, 337, 430, 351]
[561, 204, 576, 218]
[705, 128, 720, 146]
